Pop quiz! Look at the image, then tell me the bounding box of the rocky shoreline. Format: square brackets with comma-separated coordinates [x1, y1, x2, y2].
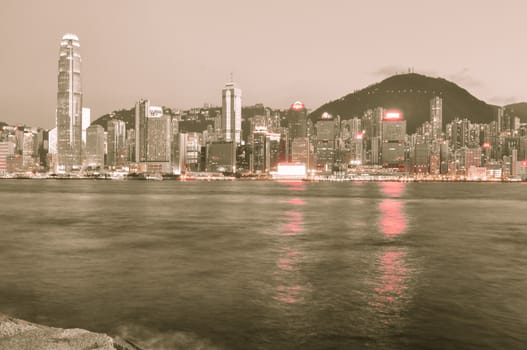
[0, 314, 141, 350]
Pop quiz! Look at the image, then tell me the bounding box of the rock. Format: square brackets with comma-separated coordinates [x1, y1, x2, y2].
[0, 314, 141, 350]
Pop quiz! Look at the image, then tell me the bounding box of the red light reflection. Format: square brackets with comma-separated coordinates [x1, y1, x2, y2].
[287, 198, 306, 205]
[274, 187, 308, 305]
[281, 211, 303, 236]
[379, 182, 407, 236]
[370, 250, 409, 308]
[380, 182, 405, 198]
[284, 181, 306, 191]
[275, 285, 303, 304]
[379, 200, 406, 236]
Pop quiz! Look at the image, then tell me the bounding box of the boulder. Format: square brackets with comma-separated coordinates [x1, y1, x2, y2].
[0, 314, 140, 350]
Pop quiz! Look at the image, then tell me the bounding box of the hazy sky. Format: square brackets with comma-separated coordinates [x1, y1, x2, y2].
[1, 0, 526, 129]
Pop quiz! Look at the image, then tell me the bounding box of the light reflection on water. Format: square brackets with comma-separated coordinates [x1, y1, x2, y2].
[275, 181, 307, 304]
[370, 182, 411, 320]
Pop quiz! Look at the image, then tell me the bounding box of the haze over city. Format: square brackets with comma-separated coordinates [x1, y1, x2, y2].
[1, 0, 527, 129]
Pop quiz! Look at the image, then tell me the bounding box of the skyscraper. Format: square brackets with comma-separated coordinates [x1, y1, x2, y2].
[86, 124, 105, 168]
[288, 101, 307, 140]
[56, 33, 82, 171]
[107, 119, 126, 167]
[135, 99, 171, 172]
[430, 96, 442, 141]
[221, 82, 242, 145]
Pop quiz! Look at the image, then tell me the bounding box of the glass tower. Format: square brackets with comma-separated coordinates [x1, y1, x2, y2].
[56, 33, 82, 171]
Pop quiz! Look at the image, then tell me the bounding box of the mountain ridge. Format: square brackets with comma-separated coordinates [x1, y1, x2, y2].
[308, 73, 505, 133]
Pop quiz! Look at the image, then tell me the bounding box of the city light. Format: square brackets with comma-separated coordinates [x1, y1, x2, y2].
[383, 110, 403, 121]
[291, 101, 305, 111]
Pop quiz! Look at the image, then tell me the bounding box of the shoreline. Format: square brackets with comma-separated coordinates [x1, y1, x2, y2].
[0, 314, 141, 350]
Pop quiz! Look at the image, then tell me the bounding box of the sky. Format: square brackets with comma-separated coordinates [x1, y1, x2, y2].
[1, 0, 526, 129]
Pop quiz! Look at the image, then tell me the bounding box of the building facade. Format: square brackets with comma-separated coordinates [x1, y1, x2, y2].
[56, 33, 82, 172]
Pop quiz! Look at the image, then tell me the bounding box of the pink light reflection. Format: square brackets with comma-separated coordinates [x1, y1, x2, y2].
[287, 198, 306, 205]
[370, 250, 408, 308]
[281, 211, 303, 236]
[379, 199, 407, 236]
[380, 181, 405, 198]
[284, 181, 306, 191]
[277, 250, 301, 271]
[275, 285, 303, 304]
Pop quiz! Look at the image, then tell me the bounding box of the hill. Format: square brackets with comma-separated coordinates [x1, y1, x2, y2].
[309, 73, 500, 133]
[505, 102, 527, 123]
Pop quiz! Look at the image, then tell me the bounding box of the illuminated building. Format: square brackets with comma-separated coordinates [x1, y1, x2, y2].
[172, 133, 187, 174]
[22, 132, 35, 167]
[107, 119, 126, 167]
[449, 118, 471, 150]
[381, 110, 406, 167]
[315, 112, 337, 171]
[430, 96, 442, 141]
[82, 107, 90, 145]
[86, 124, 105, 168]
[271, 163, 306, 180]
[135, 99, 172, 172]
[0, 142, 15, 173]
[440, 141, 449, 174]
[291, 137, 312, 168]
[221, 82, 242, 145]
[56, 33, 82, 171]
[207, 141, 235, 173]
[185, 132, 202, 171]
[412, 142, 429, 174]
[288, 101, 307, 140]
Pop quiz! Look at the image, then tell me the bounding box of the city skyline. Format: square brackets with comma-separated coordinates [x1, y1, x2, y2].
[1, 0, 527, 129]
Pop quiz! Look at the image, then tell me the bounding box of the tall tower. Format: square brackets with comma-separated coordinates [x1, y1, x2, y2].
[430, 96, 442, 141]
[288, 101, 307, 140]
[221, 82, 242, 145]
[56, 33, 82, 172]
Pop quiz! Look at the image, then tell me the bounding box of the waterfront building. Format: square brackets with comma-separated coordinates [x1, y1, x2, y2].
[56, 33, 82, 172]
[381, 110, 406, 167]
[207, 141, 236, 173]
[440, 141, 449, 174]
[430, 96, 442, 141]
[22, 132, 35, 167]
[172, 133, 187, 174]
[82, 107, 90, 146]
[221, 82, 242, 145]
[315, 112, 337, 171]
[86, 124, 105, 168]
[0, 142, 15, 173]
[412, 142, 429, 174]
[107, 119, 126, 167]
[135, 99, 172, 172]
[185, 132, 202, 172]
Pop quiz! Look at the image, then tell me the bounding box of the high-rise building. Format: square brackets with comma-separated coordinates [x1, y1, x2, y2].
[107, 119, 126, 167]
[381, 110, 406, 167]
[56, 33, 82, 171]
[0, 142, 15, 173]
[135, 99, 171, 164]
[221, 82, 242, 145]
[86, 125, 105, 168]
[82, 107, 90, 145]
[315, 112, 337, 171]
[430, 96, 442, 141]
[288, 101, 307, 140]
